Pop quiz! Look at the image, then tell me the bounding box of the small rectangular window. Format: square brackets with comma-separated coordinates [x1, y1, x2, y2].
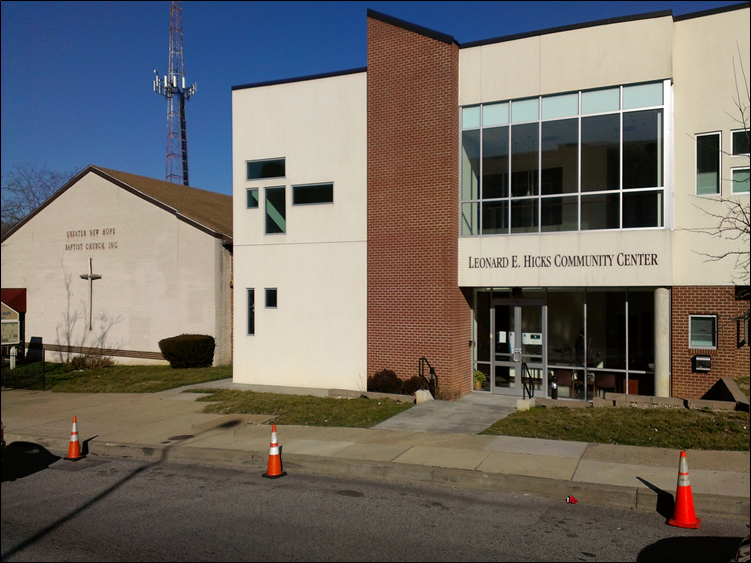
[732, 168, 750, 194]
[462, 106, 480, 129]
[246, 188, 259, 209]
[265, 187, 286, 234]
[690, 315, 717, 348]
[265, 288, 277, 308]
[247, 158, 285, 180]
[293, 184, 334, 205]
[247, 289, 255, 335]
[732, 130, 750, 156]
[696, 133, 720, 195]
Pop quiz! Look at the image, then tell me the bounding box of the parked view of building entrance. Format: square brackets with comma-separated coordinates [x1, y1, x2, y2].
[473, 289, 657, 400]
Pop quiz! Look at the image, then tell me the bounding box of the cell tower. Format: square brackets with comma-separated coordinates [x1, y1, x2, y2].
[153, 0, 196, 186]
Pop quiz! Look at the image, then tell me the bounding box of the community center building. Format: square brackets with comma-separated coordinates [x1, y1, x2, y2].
[1, 165, 233, 365]
[232, 4, 750, 400]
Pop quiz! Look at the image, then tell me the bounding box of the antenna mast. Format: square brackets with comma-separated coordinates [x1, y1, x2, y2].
[153, 1, 196, 185]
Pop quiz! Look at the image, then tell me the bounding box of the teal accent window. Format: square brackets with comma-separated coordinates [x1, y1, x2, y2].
[461, 81, 667, 235]
[265, 187, 286, 234]
[732, 168, 750, 194]
[246, 188, 259, 209]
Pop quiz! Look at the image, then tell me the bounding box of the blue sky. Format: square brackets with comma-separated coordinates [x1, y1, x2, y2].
[1, 1, 743, 196]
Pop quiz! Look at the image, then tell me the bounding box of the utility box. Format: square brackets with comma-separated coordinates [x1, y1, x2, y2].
[692, 355, 711, 373]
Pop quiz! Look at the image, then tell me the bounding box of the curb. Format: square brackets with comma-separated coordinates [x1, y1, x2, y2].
[7, 432, 749, 521]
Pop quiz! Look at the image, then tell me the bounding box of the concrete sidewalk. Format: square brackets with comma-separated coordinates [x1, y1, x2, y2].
[1, 382, 748, 521]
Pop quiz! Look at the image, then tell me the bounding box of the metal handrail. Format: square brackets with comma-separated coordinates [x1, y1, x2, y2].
[521, 362, 534, 399]
[418, 357, 438, 398]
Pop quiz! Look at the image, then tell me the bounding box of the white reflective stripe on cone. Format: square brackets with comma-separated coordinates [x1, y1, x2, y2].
[269, 446, 279, 455]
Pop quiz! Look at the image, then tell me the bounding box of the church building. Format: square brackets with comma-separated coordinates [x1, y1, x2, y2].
[1, 165, 232, 365]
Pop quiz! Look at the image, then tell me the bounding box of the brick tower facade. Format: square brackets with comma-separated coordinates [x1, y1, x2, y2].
[366, 12, 472, 399]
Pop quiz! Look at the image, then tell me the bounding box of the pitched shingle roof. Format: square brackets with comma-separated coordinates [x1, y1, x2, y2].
[1, 165, 232, 243]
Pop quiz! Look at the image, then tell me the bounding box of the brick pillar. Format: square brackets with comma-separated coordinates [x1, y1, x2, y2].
[671, 286, 750, 399]
[366, 12, 472, 399]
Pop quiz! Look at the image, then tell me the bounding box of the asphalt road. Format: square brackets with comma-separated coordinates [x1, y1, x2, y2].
[1, 444, 747, 562]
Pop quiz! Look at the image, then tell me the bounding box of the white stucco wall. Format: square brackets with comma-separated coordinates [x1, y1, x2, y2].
[232, 71, 367, 390]
[0, 171, 230, 365]
[672, 7, 750, 286]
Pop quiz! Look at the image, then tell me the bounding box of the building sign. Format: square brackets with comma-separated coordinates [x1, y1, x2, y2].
[467, 252, 659, 270]
[65, 227, 118, 251]
[1, 302, 20, 345]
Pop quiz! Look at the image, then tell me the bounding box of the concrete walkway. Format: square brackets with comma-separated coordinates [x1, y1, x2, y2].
[1, 381, 748, 522]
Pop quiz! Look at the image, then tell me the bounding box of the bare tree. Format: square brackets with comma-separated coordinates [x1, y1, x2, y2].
[1, 163, 77, 236]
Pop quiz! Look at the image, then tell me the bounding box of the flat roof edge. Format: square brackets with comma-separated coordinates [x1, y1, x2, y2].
[460, 10, 673, 49]
[674, 1, 749, 22]
[232, 67, 367, 91]
[367, 9, 456, 45]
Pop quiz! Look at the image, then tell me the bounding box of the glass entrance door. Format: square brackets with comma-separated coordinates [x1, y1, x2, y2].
[491, 300, 546, 396]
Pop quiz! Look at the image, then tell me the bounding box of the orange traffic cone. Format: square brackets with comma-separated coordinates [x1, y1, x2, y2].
[667, 451, 701, 529]
[64, 416, 85, 461]
[262, 424, 286, 479]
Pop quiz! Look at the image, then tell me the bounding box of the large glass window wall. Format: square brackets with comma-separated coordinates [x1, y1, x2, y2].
[461, 82, 668, 235]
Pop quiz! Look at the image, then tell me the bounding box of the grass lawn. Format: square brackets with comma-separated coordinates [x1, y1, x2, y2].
[481, 406, 750, 451]
[42, 364, 232, 393]
[189, 389, 413, 428]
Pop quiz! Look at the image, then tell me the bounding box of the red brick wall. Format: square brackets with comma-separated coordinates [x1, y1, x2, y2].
[366, 15, 472, 399]
[671, 286, 750, 399]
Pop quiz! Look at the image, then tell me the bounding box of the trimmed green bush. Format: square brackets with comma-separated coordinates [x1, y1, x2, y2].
[367, 369, 402, 394]
[158, 334, 215, 369]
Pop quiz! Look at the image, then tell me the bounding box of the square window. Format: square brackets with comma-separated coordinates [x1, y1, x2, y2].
[690, 315, 717, 348]
[246, 188, 259, 209]
[732, 168, 750, 194]
[265, 288, 277, 308]
[696, 133, 720, 195]
[732, 129, 750, 156]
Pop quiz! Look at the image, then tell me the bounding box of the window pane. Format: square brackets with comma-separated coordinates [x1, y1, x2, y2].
[511, 123, 539, 197]
[510, 198, 538, 233]
[581, 87, 619, 114]
[623, 109, 663, 189]
[541, 119, 578, 195]
[483, 102, 509, 127]
[246, 188, 259, 208]
[483, 126, 509, 199]
[581, 114, 620, 192]
[628, 290, 655, 372]
[293, 184, 333, 205]
[541, 196, 578, 232]
[265, 288, 277, 308]
[542, 93, 578, 120]
[732, 130, 750, 155]
[623, 82, 662, 110]
[462, 202, 478, 235]
[623, 190, 663, 228]
[462, 106, 481, 129]
[697, 133, 720, 195]
[482, 200, 508, 234]
[247, 158, 285, 180]
[587, 290, 627, 369]
[247, 289, 255, 335]
[265, 187, 286, 234]
[732, 168, 750, 193]
[547, 290, 585, 368]
[511, 98, 539, 123]
[581, 193, 620, 230]
[462, 130, 481, 200]
[690, 316, 716, 347]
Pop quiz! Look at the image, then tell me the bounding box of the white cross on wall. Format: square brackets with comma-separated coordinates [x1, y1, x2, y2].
[80, 257, 102, 331]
